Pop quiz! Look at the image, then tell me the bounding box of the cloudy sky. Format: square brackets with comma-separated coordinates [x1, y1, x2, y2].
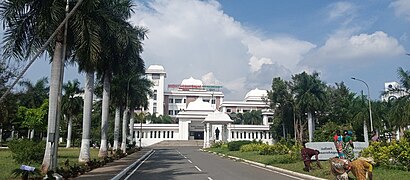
[21, 0, 410, 100]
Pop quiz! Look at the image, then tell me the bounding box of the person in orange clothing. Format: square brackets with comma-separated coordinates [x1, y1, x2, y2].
[349, 157, 374, 180]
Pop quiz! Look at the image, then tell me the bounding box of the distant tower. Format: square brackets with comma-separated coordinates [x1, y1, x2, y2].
[146, 65, 166, 116]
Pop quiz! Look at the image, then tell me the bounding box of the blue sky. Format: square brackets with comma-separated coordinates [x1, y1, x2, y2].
[15, 0, 410, 100]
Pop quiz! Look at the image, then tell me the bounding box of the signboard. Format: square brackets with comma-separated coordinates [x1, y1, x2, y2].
[306, 142, 369, 160]
[168, 84, 223, 91]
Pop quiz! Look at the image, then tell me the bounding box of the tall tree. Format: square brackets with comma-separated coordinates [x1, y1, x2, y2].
[62, 80, 83, 148]
[291, 72, 326, 142]
[97, 23, 148, 157]
[0, 0, 75, 172]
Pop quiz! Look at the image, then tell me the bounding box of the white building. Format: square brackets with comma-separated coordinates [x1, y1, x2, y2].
[134, 65, 273, 147]
[146, 65, 167, 115]
[381, 81, 408, 101]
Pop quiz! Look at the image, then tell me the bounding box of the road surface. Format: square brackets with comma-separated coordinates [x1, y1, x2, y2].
[123, 146, 304, 180]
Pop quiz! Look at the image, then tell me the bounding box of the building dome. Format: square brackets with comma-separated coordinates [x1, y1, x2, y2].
[186, 97, 213, 111]
[244, 88, 268, 102]
[146, 65, 166, 75]
[203, 110, 233, 124]
[181, 77, 203, 86]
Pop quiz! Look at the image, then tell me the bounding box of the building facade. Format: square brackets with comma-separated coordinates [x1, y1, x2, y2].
[136, 65, 273, 147]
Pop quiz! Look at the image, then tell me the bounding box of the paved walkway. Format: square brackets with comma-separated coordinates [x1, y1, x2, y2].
[75, 148, 152, 180]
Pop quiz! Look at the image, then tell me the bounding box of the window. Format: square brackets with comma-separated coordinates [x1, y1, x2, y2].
[169, 98, 174, 103]
[153, 90, 157, 100]
[168, 110, 173, 115]
[153, 107, 157, 113]
[175, 99, 182, 103]
[152, 73, 160, 79]
[183, 99, 186, 103]
[174, 110, 180, 115]
[203, 99, 210, 102]
[211, 99, 215, 104]
[227, 109, 231, 113]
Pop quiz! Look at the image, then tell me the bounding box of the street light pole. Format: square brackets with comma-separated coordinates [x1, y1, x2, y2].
[351, 77, 374, 133]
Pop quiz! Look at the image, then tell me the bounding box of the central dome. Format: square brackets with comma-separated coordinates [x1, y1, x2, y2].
[181, 77, 203, 86]
[186, 97, 213, 111]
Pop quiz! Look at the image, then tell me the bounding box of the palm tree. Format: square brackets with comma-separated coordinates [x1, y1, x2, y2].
[388, 67, 410, 138]
[69, 0, 141, 162]
[97, 23, 148, 157]
[291, 72, 326, 142]
[0, 0, 85, 172]
[62, 80, 83, 148]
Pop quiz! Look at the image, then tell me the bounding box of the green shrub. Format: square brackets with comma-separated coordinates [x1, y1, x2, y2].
[227, 141, 252, 151]
[211, 141, 224, 148]
[240, 143, 262, 152]
[8, 139, 45, 165]
[361, 140, 410, 171]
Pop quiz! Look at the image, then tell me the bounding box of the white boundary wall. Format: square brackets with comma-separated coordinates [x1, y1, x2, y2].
[133, 123, 274, 146]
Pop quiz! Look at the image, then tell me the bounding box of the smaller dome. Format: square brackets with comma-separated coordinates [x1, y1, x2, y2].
[203, 110, 233, 124]
[245, 88, 267, 102]
[146, 65, 166, 75]
[186, 97, 213, 111]
[181, 77, 203, 86]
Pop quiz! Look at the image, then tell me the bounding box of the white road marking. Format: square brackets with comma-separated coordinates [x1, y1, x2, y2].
[195, 166, 202, 172]
[188, 159, 193, 163]
[124, 150, 155, 180]
[207, 177, 213, 180]
[246, 163, 305, 180]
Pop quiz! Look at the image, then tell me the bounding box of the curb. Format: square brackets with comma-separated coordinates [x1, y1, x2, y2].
[111, 149, 154, 180]
[201, 149, 327, 180]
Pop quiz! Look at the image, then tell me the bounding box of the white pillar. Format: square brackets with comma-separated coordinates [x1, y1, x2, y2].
[262, 114, 268, 125]
[222, 124, 228, 142]
[203, 124, 207, 148]
[205, 123, 210, 148]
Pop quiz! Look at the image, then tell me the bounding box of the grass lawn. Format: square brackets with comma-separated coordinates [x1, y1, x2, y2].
[208, 147, 410, 179]
[0, 147, 100, 180]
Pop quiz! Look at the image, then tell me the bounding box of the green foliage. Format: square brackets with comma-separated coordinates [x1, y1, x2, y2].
[211, 141, 224, 148]
[8, 139, 45, 165]
[238, 140, 302, 161]
[361, 140, 410, 171]
[314, 122, 350, 142]
[227, 140, 253, 151]
[17, 100, 48, 132]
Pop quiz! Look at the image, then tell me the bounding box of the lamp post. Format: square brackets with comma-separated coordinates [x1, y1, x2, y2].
[351, 77, 374, 136]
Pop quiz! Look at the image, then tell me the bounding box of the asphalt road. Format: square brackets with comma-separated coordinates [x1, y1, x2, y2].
[124, 147, 304, 180]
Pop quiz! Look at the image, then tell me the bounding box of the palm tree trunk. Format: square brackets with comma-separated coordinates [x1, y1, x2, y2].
[121, 108, 129, 153]
[129, 111, 135, 147]
[30, 129, 35, 140]
[363, 119, 369, 144]
[79, 72, 94, 163]
[307, 112, 313, 142]
[113, 107, 121, 150]
[99, 73, 111, 158]
[41, 37, 64, 173]
[0, 126, 2, 144]
[66, 116, 72, 148]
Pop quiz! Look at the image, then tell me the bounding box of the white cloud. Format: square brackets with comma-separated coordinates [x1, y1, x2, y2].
[248, 56, 272, 72]
[304, 31, 405, 68]
[327, 2, 356, 21]
[326, 2, 357, 26]
[390, 0, 410, 21]
[201, 72, 221, 85]
[131, 0, 315, 99]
